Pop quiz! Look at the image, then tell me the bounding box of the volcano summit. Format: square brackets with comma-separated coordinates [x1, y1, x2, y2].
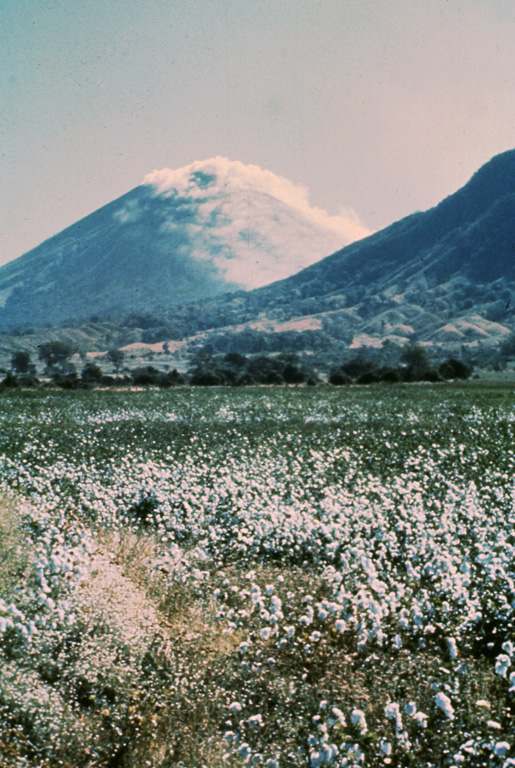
[0, 158, 370, 331]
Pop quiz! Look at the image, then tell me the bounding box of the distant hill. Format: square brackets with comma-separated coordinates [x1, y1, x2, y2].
[236, 148, 515, 348]
[1, 151, 514, 371]
[155, 149, 514, 353]
[0, 157, 368, 331]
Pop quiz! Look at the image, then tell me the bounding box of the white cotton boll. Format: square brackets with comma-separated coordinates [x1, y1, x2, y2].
[509, 672, 515, 692]
[380, 741, 392, 756]
[495, 654, 511, 677]
[229, 701, 242, 713]
[447, 637, 458, 659]
[502, 641, 514, 657]
[260, 628, 271, 641]
[265, 584, 274, 596]
[7, 603, 24, 620]
[248, 714, 263, 728]
[385, 702, 403, 732]
[224, 731, 235, 744]
[351, 709, 367, 733]
[404, 702, 417, 716]
[331, 707, 345, 725]
[270, 595, 282, 614]
[0, 617, 13, 632]
[28, 620, 38, 636]
[435, 692, 454, 720]
[413, 712, 428, 727]
[413, 610, 424, 627]
[321, 744, 339, 763]
[494, 742, 510, 757]
[335, 619, 346, 633]
[385, 702, 400, 721]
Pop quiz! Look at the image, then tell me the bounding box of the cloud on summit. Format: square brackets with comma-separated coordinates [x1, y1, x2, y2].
[143, 157, 372, 289]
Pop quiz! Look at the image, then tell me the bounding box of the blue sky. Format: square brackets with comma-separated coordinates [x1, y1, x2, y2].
[1, 0, 514, 267]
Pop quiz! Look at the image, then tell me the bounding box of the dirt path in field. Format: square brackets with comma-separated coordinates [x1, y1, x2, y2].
[77, 548, 166, 647]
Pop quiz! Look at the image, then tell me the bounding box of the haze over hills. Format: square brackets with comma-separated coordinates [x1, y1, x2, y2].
[0, 157, 370, 331]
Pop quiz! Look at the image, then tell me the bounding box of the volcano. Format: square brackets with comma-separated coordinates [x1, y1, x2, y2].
[0, 157, 369, 331]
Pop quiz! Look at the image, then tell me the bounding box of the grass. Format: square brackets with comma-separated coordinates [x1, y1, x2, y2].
[0, 498, 33, 601]
[0, 384, 514, 766]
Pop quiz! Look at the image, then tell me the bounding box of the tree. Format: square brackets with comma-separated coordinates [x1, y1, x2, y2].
[500, 331, 515, 359]
[107, 348, 125, 374]
[11, 351, 34, 375]
[81, 362, 103, 384]
[439, 358, 473, 380]
[38, 341, 75, 376]
[401, 344, 436, 381]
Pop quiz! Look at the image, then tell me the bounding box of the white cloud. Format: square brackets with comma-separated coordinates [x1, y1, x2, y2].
[143, 157, 373, 289]
[113, 199, 143, 224]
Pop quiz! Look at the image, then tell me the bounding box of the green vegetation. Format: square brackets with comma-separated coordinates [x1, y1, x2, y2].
[1, 343, 476, 389]
[0, 385, 514, 766]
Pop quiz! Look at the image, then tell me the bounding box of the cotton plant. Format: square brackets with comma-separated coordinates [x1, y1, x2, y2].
[1, 389, 515, 764]
[435, 691, 455, 720]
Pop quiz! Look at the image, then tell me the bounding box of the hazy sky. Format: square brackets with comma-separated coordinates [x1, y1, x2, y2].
[1, 0, 514, 268]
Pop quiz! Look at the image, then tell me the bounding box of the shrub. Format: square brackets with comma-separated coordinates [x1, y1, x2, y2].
[377, 366, 404, 383]
[356, 370, 381, 385]
[131, 366, 161, 386]
[1, 372, 18, 389]
[81, 362, 103, 383]
[190, 369, 226, 386]
[156, 369, 187, 388]
[328, 370, 353, 386]
[439, 358, 474, 380]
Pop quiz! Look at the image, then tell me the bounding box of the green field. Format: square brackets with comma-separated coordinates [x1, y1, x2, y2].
[0, 385, 514, 767]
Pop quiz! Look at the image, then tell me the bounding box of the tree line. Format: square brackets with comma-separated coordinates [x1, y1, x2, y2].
[1, 341, 475, 390]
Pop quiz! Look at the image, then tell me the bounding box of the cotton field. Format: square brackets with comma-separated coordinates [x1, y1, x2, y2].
[0, 386, 514, 767]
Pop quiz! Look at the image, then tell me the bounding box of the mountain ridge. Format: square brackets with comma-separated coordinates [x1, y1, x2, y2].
[257, 148, 515, 298]
[0, 151, 514, 367]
